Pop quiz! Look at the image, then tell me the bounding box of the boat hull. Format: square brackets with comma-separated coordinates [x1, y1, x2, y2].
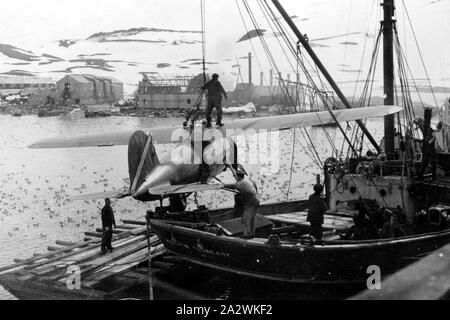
[150, 219, 450, 284]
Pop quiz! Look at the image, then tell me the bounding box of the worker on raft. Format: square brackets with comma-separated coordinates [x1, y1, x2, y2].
[201, 73, 228, 128]
[307, 184, 327, 240]
[101, 198, 116, 255]
[224, 169, 260, 239]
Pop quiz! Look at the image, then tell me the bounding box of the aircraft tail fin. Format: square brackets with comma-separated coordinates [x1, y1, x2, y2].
[128, 130, 160, 195]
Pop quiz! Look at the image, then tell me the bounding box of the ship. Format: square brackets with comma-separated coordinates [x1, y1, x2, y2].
[150, 0, 450, 285]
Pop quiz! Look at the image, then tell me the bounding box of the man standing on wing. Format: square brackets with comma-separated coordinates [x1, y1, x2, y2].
[201, 73, 228, 128]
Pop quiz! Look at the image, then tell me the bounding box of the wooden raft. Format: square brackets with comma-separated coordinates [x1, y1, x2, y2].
[0, 218, 167, 300]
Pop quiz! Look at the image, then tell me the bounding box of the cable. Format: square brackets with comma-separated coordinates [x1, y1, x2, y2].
[200, 0, 207, 83]
[401, 0, 438, 107]
[285, 128, 297, 202]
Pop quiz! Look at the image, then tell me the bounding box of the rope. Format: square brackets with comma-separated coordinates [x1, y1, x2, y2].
[401, 0, 439, 108]
[237, 0, 324, 167]
[285, 128, 297, 202]
[200, 0, 207, 84]
[257, 0, 355, 155]
[339, 0, 353, 83]
[234, 0, 277, 99]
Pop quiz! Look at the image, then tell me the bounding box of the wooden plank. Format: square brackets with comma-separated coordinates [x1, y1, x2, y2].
[115, 225, 136, 230]
[267, 212, 352, 231]
[33, 235, 152, 278]
[80, 236, 158, 269]
[82, 245, 165, 287]
[122, 220, 146, 226]
[0, 239, 100, 273]
[352, 243, 450, 300]
[130, 226, 148, 235]
[30, 235, 148, 276]
[47, 246, 63, 252]
[56, 240, 153, 283]
[22, 229, 143, 272]
[95, 228, 122, 234]
[84, 231, 103, 238]
[55, 241, 77, 247]
[0, 273, 106, 300]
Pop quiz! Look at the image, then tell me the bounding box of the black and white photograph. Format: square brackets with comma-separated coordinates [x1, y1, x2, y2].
[1, 0, 450, 305]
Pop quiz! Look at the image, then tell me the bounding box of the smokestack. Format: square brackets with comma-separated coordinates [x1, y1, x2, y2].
[248, 52, 252, 84]
[270, 70, 273, 86]
[260, 72, 264, 86]
[278, 72, 282, 87]
[287, 73, 291, 82]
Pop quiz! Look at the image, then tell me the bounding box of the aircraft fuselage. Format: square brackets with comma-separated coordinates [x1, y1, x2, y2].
[133, 137, 234, 201]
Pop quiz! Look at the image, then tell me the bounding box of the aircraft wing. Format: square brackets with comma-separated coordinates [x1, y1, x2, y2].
[28, 126, 187, 149]
[221, 105, 403, 132]
[71, 189, 131, 201]
[147, 183, 224, 196]
[29, 105, 402, 149]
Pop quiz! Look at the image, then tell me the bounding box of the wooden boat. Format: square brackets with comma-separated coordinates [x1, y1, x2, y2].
[148, 0, 450, 288]
[150, 200, 450, 284]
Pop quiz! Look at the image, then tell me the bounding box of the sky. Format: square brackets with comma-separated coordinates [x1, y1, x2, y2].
[1, 0, 450, 103]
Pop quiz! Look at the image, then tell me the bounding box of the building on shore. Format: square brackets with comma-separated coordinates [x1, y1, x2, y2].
[229, 53, 335, 112]
[231, 70, 335, 112]
[136, 73, 206, 109]
[0, 76, 57, 106]
[0, 76, 55, 91]
[56, 74, 124, 105]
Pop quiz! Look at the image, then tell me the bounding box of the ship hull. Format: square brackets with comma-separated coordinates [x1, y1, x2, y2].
[150, 218, 450, 284]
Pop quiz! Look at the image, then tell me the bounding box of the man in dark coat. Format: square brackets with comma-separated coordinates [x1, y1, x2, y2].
[421, 127, 437, 179]
[307, 184, 327, 240]
[101, 198, 116, 254]
[201, 73, 228, 128]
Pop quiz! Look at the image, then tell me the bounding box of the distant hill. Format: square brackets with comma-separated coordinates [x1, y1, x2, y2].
[0, 25, 447, 103]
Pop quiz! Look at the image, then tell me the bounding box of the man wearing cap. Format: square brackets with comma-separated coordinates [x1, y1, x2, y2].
[201, 73, 228, 128]
[224, 170, 260, 238]
[307, 184, 327, 240]
[101, 198, 116, 254]
[421, 127, 437, 179]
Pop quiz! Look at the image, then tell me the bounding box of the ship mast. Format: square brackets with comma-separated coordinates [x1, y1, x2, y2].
[382, 0, 396, 159]
[270, 0, 381, 153]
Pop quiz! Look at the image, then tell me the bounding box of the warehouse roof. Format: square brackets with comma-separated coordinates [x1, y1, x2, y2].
[0, 76, 55, 84]
[59, 74, 91, 84]
[58, 74, 122, 84]
[0, 89, 21, 96]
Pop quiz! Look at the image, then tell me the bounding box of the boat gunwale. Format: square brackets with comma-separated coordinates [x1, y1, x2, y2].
[150, 219, 450, 250]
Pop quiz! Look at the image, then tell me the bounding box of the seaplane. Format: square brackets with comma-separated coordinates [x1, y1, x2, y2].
[29, 104, 402, 211]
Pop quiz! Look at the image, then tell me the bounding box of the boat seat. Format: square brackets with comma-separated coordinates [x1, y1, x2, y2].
[266, 212, 352, 232]
[216, 214, 273, 236]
